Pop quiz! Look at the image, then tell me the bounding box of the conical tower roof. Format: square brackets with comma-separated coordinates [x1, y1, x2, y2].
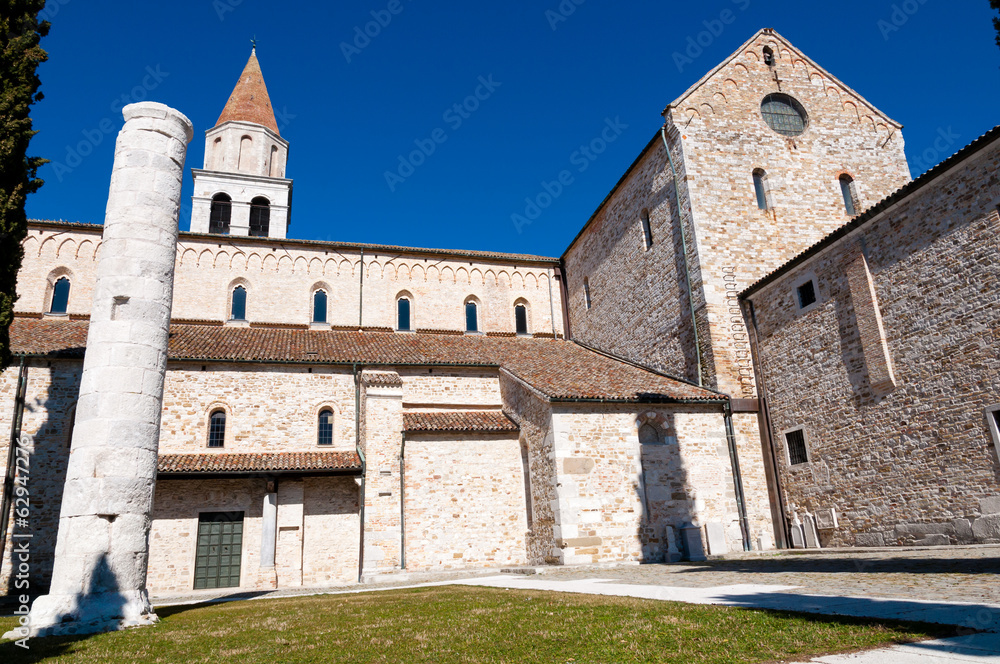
[215, 48, 280, 135]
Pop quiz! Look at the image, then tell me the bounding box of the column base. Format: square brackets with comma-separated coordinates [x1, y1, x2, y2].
[3, 590, 158, 639]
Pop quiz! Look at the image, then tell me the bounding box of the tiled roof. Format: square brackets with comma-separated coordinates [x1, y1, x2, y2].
[403, 411, 519, 434]
[216, 50, 280, 134]
[157, 451, 361, 474]
[742, 125, 1000, 298]
[10, 318, 723, 403]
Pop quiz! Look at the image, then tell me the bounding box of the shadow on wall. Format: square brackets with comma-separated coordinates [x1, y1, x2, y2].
[3, 362, 80, 597]
[636, 411, 700, 563]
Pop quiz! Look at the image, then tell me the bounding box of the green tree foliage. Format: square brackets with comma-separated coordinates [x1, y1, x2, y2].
[993, 0, 1000, 49]
[0, 1, 48, 371]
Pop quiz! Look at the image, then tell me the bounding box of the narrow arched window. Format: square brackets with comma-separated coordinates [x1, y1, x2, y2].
[318, 409, 334, 446]
[515, 304, 528, 335]
[269, 145, 280, 177]
[639, 423, 660, 445]
[640, 210, 653, 250]
[208, 410, 226, 448]
[238, 135, 253, 172]
[763, 46, 775, 67]
[583, 279, 592, 310]
[840, 175, 857, 216]
[397, 297, 411, 331]
[249, 196, 270, 237]
[465, 301, 479, 333]
[49, 277, 70, 314]
[231, 286, 247, 321]
[210, 194, 232, 235]
[753, 169, 770, 211]
[313, 290, 327, 323]
[212, 137, 223, 170]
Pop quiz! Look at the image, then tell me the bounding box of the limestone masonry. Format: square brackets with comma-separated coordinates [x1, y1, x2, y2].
[2, 29, 998, 605]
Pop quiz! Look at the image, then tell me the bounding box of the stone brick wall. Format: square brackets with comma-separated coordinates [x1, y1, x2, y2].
[15, 223, 563, 338]
[399, 368, 502, 407]
[498, 372, 559, 564]
[746, 137, 1000, 547]
[403, 432, 527, 570]
[561, 137, 698, 384]
[160, 364, 357, 453]
[549, 404, 748, 563]
[0, 361, 80, 594]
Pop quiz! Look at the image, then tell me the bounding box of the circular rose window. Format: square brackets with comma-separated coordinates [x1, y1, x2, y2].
[760, 93, 808, 137]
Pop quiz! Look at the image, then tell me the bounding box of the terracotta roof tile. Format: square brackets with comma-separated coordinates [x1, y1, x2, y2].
[216, 50, 279, 134]
[10, 318, 723, 403]
[158, 451, 361, 474]
[403, 411, 519, 434]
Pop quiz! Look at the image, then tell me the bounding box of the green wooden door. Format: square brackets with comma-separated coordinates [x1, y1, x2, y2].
[194, 512, 244, 589]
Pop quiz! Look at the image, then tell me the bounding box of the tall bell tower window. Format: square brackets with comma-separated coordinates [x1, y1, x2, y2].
[209, 194, 232, 235]
[249, 197, 270, 237]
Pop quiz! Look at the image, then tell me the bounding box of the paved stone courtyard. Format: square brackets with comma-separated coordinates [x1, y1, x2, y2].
[536, 547, 1000, 606]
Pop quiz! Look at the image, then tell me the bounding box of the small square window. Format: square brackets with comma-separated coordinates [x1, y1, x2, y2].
[796, 280, 817, 309]
[785, 428, 809, 465]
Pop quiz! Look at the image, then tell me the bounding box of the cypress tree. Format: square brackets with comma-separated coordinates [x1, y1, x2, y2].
[0, 1, 48, 371]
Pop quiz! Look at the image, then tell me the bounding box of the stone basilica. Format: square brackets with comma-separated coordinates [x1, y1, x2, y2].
[2, 29, 998, 598]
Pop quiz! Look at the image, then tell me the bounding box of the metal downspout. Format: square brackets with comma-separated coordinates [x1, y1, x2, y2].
[355, 364, 366, 582]
[660, 126, 703, 387]
[399, 430, 406, 570]
[0, 357, 27, 566]
[746, 299, 790, 549]
[724, 402, 752, 551]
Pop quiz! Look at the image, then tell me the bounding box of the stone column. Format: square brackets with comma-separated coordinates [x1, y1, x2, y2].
[18, 102, 192, 638]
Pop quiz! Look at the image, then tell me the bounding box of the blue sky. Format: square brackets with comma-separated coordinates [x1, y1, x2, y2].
[24, 0, 1000, 258]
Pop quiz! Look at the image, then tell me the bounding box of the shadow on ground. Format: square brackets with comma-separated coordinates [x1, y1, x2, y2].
[678, 555, 1000, 576]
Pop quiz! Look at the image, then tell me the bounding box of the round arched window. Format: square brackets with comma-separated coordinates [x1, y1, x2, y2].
[760, 94, 808, 137]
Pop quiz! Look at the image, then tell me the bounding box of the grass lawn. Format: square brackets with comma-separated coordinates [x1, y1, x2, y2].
[0, 585, 954, 663]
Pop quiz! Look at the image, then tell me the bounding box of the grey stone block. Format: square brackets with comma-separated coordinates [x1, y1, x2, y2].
[972, 514, 1000, 541]
[914, 534, 950, 546]
[705, 522, 728, 555]
[979, 496, 1000, 516]
[855, 531, 885, 547]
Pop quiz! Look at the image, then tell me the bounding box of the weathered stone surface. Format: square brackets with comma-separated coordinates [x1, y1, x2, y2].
[749, 127, 1000, 549]
[980, 497, 1000, 516]
[19, 102, 192, 638]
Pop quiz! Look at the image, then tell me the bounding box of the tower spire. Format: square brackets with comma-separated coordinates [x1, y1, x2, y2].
[216, 47, 279, 135]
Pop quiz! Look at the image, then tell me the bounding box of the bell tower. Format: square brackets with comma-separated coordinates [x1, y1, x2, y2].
[190, 48, 292, 238]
